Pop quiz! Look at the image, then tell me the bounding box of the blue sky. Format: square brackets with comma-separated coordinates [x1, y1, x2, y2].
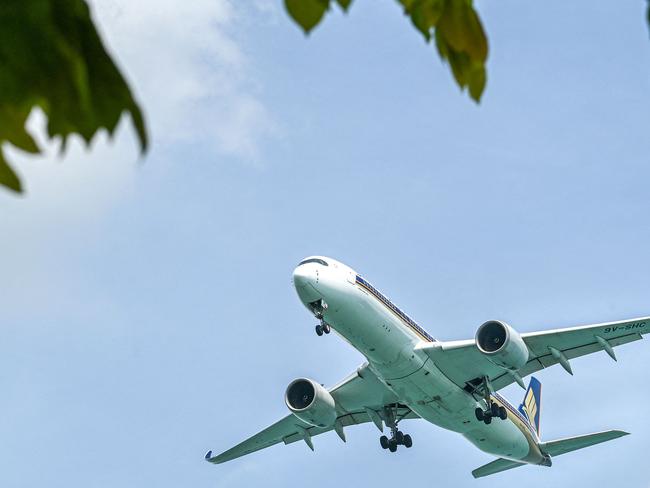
[1, 0, 649, 486]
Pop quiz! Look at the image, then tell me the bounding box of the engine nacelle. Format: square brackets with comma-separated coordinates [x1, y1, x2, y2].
[475, 320, 529, 371]
[285, 378, 337, 428]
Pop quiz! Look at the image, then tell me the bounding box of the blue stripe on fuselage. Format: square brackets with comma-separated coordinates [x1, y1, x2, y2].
[355, 275, 436, 343]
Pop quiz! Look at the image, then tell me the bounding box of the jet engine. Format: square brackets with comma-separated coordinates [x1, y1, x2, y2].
[285, 378, 337, 428]
[475, 320, 529, 371]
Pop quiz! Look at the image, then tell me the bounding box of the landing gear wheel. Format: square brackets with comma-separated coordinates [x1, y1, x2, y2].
[315, 324, 324, 336]
[475, 407, 485, 421]
[380, 436, 389, 450]
[491, 403, 500, 417]
[499, 406, 507, 420]
[403, 434, 413, 448]
[484, 415, 492, 425]
[388, 439, 398, 453]
[322, 323, 331, 334]
[395, 431, 405, 445]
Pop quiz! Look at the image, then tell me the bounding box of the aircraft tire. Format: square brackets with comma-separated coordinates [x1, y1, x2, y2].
[380, 436, 389, 450]
[403, 434, 413, 448]
[499, 406, 507, 420]
[491, 403, 500, 417]
[322, 323, 331, 334]
[388, 440, 398, 453]
[315, 325, 324, 336]
[484, 415, 492, 425]
[475, 408, 484, 421]
[395, 431, 404, 444]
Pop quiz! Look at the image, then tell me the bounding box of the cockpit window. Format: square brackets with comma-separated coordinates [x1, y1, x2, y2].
[298, 258, 328, 267]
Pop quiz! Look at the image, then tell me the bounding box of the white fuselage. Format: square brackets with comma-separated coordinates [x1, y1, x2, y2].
[293, 256, 545, 465]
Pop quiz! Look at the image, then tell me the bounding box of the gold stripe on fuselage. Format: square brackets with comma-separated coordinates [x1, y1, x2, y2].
[491, 394, 543, 464]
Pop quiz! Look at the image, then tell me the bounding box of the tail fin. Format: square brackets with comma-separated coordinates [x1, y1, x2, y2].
[519, 377, 542, 437]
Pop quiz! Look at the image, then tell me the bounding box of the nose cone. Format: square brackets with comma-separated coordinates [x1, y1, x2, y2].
[292, 265, 315, 289]
[293, 265, 321, 303]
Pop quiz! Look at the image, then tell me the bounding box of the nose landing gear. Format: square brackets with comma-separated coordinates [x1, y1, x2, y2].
[315, 321, 331, 336]
[310, 299, 331, 337]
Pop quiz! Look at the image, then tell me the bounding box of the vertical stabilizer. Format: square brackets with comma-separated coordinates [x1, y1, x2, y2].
[519, 377, 542, 437]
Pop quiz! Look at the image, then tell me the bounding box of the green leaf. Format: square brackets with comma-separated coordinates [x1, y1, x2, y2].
[0, 0, 148, 194]
[397, 0, 487, 101]
[468, 64, 486, 101]
[0, 107, 40, 154]
[406, 0, 445, 41]
[437, 0, 487, 62]
[397, 0, 417, 12]
[432, 0, 488, 102]
[336, 0, 353, 12]
[282, 0, 490, 103]
[0, 151, 22, 193]
[285, 0, 330, 34]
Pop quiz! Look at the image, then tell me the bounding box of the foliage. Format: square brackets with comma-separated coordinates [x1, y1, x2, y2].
[284, 0, 488, 103]
[0, 0, 147, 194]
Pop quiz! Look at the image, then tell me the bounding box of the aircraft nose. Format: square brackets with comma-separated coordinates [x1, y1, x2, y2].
[292, 264, 322, 304]
[292, 264, 316, 289]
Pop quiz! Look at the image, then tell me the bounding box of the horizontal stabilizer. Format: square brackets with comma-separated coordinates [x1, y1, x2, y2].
[540, 430, 629, 457]
[472, 430, 629, 478]
[472, 458, 526, 478]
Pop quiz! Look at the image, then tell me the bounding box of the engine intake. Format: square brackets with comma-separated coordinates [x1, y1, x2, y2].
[476, 320, 529, 371]
[285, 378, 337, 428]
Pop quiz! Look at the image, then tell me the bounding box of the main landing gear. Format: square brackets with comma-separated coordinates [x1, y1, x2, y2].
[474, 376, 507, 425]
[379, 406, 413, 453]
[380, 431, 413, 452]
[475, 402, 507, 425]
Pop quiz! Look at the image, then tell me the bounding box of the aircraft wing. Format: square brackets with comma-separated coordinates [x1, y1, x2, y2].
[417, 316, 649, 393]
[205, 363, 418, 464]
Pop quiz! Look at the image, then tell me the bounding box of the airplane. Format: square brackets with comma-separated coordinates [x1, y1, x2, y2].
[205, 256, 647, 478]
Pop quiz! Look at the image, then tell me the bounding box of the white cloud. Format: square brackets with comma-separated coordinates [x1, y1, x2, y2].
[91, 0, 278, 160]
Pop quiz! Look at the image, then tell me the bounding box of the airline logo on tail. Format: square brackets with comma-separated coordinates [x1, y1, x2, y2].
[519, 377, 542, 437]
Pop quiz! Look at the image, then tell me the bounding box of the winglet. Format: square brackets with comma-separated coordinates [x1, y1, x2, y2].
[204, 450, 213, 461]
